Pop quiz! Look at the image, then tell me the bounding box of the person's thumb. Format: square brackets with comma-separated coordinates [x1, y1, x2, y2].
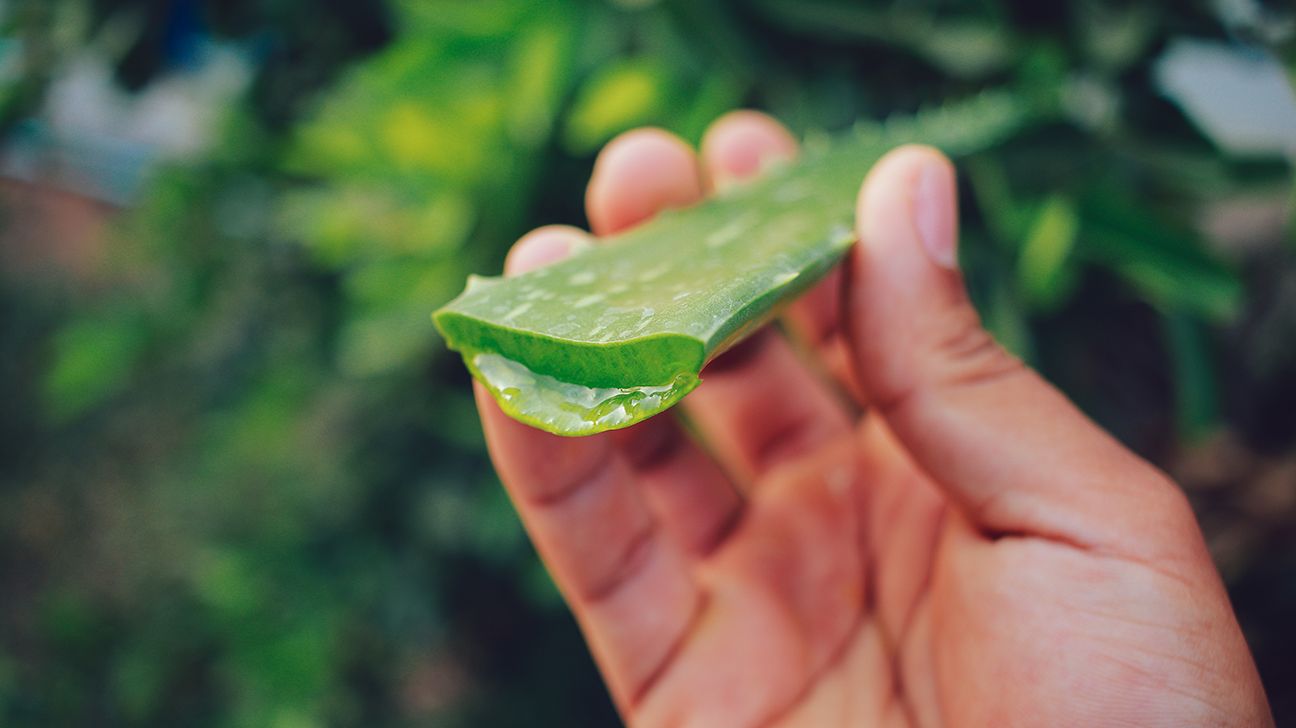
[845, 145, 1200, 557]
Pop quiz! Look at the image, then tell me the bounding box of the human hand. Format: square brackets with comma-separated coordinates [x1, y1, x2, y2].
[473, 113, 1273, 727]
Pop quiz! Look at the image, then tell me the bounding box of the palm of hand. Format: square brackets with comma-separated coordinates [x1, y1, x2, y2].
[677, 417, 1230, 727]
[475, 114, 1269, 727]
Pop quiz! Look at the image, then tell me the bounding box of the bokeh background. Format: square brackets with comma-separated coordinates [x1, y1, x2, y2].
[1, 0, 1294, 725]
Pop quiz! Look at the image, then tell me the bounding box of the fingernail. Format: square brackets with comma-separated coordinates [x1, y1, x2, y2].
[913, 159, 958, 270]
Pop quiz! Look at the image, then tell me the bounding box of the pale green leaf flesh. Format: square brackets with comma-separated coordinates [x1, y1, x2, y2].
[434, 91, 1030, 436]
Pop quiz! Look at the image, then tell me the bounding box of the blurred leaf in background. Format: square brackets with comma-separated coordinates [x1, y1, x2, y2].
[1, 0, 1295, 726]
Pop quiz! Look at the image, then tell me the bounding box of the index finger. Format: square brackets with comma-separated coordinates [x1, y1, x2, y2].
[475, 225, 702, 709]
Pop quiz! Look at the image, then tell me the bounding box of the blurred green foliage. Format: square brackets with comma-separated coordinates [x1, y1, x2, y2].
[2, 0, 1294, 726]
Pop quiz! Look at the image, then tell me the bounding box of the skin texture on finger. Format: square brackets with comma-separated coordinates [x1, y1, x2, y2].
[612, 416, 742, 556]
[586, 128, 705, 234]
[846, 145, 1210, 564]
[477, 225, 704, 709]
[855, 415, 947, 651]
[689, 330, 853, 484]
[477, 385, 701, 708]
[503, 224, 591, 273]
[634, 441, 868, 728]
[699, 110, 797, 191]
[774, 620, 908, 728]
[782, 266, 864, 402]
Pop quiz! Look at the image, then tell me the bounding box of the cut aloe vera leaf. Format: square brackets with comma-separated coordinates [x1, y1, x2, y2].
[435, 91, 1031, 436]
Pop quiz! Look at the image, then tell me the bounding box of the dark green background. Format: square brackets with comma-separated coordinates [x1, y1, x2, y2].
[2, 0, 1293, 725]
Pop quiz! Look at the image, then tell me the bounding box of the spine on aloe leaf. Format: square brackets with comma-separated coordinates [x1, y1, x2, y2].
[434, 91, 1032, 436]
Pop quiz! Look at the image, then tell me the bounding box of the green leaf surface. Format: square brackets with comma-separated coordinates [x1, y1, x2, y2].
[435, 91, 1032, 435]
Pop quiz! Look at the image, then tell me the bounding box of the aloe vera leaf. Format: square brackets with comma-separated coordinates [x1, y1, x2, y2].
[435, 91, 1031, 436]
